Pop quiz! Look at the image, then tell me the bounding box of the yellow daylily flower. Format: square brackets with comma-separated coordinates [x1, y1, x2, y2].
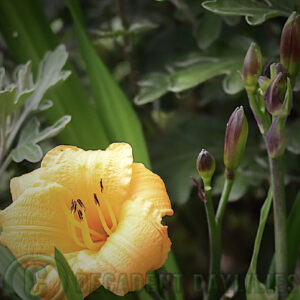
[0, 143, 173, 298]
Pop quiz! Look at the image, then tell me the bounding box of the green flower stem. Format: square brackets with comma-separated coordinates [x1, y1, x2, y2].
[247, 92, 270, 132]
[269, 155, 288, 299]
[216, 178, 234, 226]
[203, 179, 221, 300]
[203, 174, 234, 300]
[144, 284, 165, 300]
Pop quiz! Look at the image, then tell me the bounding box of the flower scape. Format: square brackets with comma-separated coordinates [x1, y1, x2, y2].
[0, 143, 173, 298]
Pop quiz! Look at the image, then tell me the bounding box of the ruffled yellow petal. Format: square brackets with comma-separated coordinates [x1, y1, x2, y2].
[95, 197, 172, 295]
[38, 143, 133, 233]
[0, 180, 83, 257]
[10, 168, 45, 201]
[35, 162, 173, 298]
[128, 163, 173, 216]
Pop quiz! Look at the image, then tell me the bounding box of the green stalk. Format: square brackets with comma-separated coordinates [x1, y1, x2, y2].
[144, 285, 165, 300]
[269, 156, 288, 299]
[215, 178, 234, 226]
[247, 92, 270, 133]
[203, 179, 221, 300]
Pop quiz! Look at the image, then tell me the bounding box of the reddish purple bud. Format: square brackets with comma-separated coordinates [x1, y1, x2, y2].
[264, 70, 292, 117]
[280, 12, 300, 86]
[266, 117, 286, 158]
[265, 72, 284, 115]
[243, 43, 263, 93]
[196, 149, 216, 182]
[224, 106, 248, 175]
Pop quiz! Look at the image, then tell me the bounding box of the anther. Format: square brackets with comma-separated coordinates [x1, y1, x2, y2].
[77, 199, 86, 211]
[100, 178, 104, 193]
[70, 200, 77, 213]
[78, 210, 83, 220]
[94, 193, 100, 206]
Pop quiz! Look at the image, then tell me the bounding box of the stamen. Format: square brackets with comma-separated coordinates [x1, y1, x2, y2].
[98, 180, 117, 231]
[79, 208, 103, 251]
[64, 203, 105, 248]
[67, 212, 105, 241]
[94, 193, 100, 206]
[65, 207, 85, 248]
[77, 199, 86, 211]
[94, 193, 112, 236]
[78, 210, 83, 220]
[67, 218, 85, 248]
[70, 200, 77, 213]
[100, 178, 104, 193]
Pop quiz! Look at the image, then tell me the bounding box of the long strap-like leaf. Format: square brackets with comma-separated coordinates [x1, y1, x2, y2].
[66, 0, 150, 167]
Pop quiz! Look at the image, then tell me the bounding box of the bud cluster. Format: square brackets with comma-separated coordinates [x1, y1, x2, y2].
[241, 12, 299, 158]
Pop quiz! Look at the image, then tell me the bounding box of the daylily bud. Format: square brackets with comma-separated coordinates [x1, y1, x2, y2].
[264, 71, 292, 117]
[280, 12, 300, 85]
[224, 106, 248, 178]
[258, 75, 271, 92]
[243, 43, 263, 93]
[196, 149, 216, 182]
[266, 117, 286, 158]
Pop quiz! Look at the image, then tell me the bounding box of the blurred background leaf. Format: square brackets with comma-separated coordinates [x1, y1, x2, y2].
[202, 0, 294, 25]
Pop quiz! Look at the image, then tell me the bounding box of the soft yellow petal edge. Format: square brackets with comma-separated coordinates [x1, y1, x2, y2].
[0, 180, 83, 257]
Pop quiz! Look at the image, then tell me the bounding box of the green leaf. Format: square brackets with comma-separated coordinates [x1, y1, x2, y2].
[11, 115, 71, 163]
[202, 0, 292, 26]
[128, 19, 158, 35]
[54, 248, 83, 300]
[134, 73, 170, 105]
[67, 0, 150, 167]
[287, 120, 300, 154]
[286, 286, 300, 300]
[0, 62, 34, 122]
[151, 114, 225, 205]
[222, 70, 244, 95]
[93, 19, 157, 39]
[0, 242, 39, 300]
[286, 191, 300, 273]
[136, 54, 244, 104]
[38, 100, 53, 112]
[245, 188, 278, 300]
[86, 286, 138, 300]
[195, 12, 222, 50]
[164, 252, 184, 300]
[0, 86, 17, 123]
[11, 143, 43, 164]
[169, 56, 242, 93]
[27, 45, 70, 111]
